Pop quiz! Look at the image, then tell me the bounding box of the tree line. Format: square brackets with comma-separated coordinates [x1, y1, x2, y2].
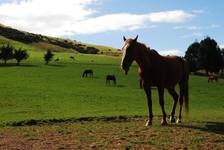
[0, 44, 55, 65]
[184, 36, 224, 74]
[0, 44, 29, 65]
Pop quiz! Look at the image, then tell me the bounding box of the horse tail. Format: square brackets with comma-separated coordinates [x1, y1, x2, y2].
[182, 60, 189, 114]
[184, 75, 189, 114]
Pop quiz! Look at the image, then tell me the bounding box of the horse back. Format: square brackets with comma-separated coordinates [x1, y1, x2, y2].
[161, 56, 187, 87]
[140, 56, 186, 88]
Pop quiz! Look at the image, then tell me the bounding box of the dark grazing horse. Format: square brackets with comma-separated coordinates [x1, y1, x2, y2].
[70, 56, 75, 60]
[82, 69, 93, 78]
[106, 75, 116, 85]
[121, 36, 189, 126]
[55, 58, 60, 62]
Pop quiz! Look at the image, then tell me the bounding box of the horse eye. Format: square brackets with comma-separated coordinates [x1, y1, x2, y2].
[126, 47, 132, 53]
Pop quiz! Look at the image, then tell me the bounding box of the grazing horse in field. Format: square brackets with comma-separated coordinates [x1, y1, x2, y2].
[82, 69, 93, 78]
[106, 75, 116, 85]
[208, 75, 218, 83]
[55, 58, 60, 62]
[70, 56, 75, 60]
[121, 36, 189, 126]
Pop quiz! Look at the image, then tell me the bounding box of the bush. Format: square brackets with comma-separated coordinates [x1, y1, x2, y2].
[44, 50, 54, 64]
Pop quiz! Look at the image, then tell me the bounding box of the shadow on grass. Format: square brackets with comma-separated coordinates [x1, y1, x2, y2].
[47, 64, 65, 67]
[117, 84, 125, 87]
[177, 121, 224, 135]
[2, 115, 143, 127]
[81, 76, 99, 79]
[2, 116, 224, 136]
[0, 63, 38, 67]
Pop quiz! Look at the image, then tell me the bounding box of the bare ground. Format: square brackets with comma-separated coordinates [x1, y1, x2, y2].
[0, 117, 223, 150]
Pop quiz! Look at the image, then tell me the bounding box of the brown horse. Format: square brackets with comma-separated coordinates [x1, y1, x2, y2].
[121, 36, 189, 126]
[208, 75, 218, 83]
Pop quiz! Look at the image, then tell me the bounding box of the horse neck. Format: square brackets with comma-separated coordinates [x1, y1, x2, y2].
[135, 43, 151, 71]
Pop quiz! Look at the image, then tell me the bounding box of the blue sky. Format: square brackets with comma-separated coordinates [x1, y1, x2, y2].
[0, 0, 223, 55]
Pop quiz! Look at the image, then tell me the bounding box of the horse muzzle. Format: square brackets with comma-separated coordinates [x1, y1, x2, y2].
[121, 65, 129, 75]
[124, 69, 129, 75]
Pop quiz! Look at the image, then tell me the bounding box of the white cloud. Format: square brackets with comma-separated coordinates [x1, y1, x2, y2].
[192, 9, 204, 14]
[180, 32, 203, 39]
[174, 24, 220, 31]
[0, 0, 97, 36]
[0, 0, 195, 36]
[220, 44, 224, 49]
[158, 49, 181, 56]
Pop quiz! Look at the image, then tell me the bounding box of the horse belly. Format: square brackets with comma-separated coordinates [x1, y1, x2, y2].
[164, 67, 182, 88]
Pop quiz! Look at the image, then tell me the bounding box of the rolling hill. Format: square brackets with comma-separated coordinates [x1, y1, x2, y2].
[0, 23, 118, 55]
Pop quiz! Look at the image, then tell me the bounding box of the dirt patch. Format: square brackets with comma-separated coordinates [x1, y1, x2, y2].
[0, 117, 223, 150]
[3, 115, 143, 127]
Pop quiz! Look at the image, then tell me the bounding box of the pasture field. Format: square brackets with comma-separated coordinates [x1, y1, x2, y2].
[0, 51, 223, 149]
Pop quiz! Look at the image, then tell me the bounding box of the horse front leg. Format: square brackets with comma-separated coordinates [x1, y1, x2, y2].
[158, 87, 167, 126]
[143, 82, 153, 126]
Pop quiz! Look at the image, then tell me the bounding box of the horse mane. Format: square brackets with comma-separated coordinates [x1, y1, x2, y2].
[136, 41, 161, 58]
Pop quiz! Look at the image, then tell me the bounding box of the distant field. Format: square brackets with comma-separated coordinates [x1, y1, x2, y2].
[0, 50, 223, 126]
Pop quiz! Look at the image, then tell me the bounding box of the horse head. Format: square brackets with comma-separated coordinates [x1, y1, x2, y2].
[121, 35, 138, 75]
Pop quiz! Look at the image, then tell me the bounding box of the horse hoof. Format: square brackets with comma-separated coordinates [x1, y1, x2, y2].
[145, 120, 152, 126]
[170, 116, 176, 123]
[176, 119, 181, 124]
[161, 120, 168, 126]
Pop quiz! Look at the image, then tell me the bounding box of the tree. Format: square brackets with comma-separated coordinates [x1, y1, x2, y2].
[220, 48, 224, 74]
[44, 50, 54, 64]
[13, 48, 29, 65]
[185, 41, 200, 72]
[199, 37, 222, 74]
[0, 44, 14, 64]
[185, 37, 223, 74]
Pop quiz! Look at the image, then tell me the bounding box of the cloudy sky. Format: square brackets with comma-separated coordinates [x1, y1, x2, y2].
[0, 0, 223, 55]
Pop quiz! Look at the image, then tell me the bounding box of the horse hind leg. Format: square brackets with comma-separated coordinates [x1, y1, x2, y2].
[177, 84, 184, 123]
[168, 88, 178, 123]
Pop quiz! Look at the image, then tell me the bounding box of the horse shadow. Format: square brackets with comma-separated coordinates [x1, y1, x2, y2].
[117, 84, 125, 87]
[175, 121, 224, 135]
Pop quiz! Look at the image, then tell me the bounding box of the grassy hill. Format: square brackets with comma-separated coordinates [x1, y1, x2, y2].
[0, 24, 118, 55]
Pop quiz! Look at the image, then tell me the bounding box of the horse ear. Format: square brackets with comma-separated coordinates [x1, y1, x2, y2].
[134, 35, 138, 42]
[123, 36, 126, 41]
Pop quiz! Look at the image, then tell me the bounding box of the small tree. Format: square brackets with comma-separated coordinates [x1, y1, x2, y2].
[0, 44, 14, 64]
[185, 41, 200, 72]
[14, 48, 29, 65]
[44, 50, 54, 64]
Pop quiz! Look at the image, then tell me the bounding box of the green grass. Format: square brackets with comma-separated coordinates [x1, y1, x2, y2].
[0, 50, 223, 125]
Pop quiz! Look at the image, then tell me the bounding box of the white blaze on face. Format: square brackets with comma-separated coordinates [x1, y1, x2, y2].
[121, 42, 130, 65]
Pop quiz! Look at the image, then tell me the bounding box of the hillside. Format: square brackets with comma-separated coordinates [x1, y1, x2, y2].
[0, 24, 118, 55]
